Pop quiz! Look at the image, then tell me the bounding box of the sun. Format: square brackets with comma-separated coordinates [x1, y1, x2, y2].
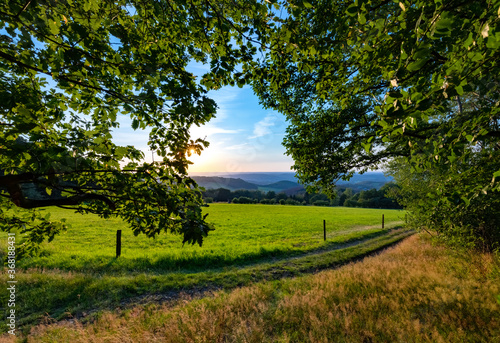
[189, 148, 196, 156]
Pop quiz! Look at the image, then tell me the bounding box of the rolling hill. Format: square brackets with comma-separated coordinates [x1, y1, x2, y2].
[190, 176, 259, 191]
[191, 172, 393, 193]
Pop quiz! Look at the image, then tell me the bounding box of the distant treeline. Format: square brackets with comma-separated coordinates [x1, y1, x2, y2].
[203, 183, 402, 209]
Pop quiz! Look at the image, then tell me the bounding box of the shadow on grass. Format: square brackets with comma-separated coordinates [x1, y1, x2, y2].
[22, 228, 403, 275]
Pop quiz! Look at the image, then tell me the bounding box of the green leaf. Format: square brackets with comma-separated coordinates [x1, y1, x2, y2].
[361, 142, 371, 153]
[358, 13, 366, 25]
[346, 4, 358, 16]
[407, 58, 428, 71]
[18, 106, 30, 116]
[461, 196, 470, 206]
[83, 0, 91, 12]
[131, 119, 139, 130]
[463, 32, 474, 48]
[48, 20, 60, 35]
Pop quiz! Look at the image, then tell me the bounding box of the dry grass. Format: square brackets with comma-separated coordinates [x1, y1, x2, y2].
[4, 234, 499, 343]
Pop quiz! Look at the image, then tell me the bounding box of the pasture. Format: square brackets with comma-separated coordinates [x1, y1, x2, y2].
[0, 204, 410, 333]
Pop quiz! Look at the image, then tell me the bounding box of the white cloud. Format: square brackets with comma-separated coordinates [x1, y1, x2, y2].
[250, 113, 282, 139]
[225, 143, 252, 151]
[190, 124, 242, 139]
[207, 86, 245, 122]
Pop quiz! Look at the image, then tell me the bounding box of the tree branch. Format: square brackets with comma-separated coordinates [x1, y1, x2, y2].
[0, 50, 134, 104]
[0, 173, 116, 210]
[15, 0, 32, 18]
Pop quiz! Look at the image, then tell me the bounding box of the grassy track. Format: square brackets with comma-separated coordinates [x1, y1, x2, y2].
[0, 204, 409, 333]
[19, 234, 499, 343]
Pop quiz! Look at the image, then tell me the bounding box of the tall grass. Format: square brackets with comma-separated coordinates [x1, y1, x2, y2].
[14, 234, 499, 343]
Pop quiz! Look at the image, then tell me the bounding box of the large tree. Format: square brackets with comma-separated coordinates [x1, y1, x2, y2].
[0, 0, 268, 255]
[252, 0, 500, 248]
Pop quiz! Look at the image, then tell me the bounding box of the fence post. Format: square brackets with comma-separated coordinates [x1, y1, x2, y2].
[323, 220, 326, 241]
[382, 214, 385, 229]
[116, 230, 122, 258]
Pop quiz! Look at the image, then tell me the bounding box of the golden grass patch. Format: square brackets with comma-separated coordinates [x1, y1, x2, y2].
[5, 234, 499, 343]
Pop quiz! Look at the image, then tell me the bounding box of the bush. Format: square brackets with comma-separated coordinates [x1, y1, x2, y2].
[313, 200, 330, 206]
[236, 197, 254, 204]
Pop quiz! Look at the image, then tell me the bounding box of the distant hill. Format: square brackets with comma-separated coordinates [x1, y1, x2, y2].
[258, 180, 301, 192]
[191, 176, 258, 191]
[189, 172, 297, 185]
[190, 172, 393, 193]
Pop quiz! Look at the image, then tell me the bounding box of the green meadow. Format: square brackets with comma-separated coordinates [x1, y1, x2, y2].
[0, 204, 410, 333]
[6, 204, 406, 273]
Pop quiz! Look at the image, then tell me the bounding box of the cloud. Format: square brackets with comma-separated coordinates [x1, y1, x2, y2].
[207, 86, 246, 121]
[225, 143, 252, 151]
[250, 113, 282, 139]
[190, 124, 242, 139]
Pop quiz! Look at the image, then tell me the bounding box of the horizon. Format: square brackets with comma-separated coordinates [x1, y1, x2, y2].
[188, 170, 386, 175]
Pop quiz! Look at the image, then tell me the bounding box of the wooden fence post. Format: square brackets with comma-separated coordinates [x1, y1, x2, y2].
[382, 214, 385, 229]
[323, 220, 326, 241]
[116, 230, 122, 258]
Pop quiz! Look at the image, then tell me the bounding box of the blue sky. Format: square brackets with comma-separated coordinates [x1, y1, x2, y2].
[112, 84, 295, 173]
[175, 61, 295, 173]
[188, 85, 294, 172]
[113, 63, 295, 173]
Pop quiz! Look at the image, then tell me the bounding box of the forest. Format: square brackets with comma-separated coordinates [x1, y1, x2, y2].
[202, 183, 402, 209]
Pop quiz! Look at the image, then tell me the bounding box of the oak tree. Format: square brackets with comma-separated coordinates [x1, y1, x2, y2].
[0, 0, 268, 255]
[252, 0, 500, 248]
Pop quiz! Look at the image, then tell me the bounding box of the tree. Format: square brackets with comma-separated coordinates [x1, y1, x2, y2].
[252, 0, 500, 249]
[276, 192, 288, 201]
[213, 188, 232, 203]
[339, 188, 353, 207]
[0, 0, 269, 255]
[387, 156, 500, 250]
[265, 190, 276, 199]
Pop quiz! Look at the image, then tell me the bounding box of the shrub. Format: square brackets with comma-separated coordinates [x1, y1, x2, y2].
[313, 200, 330, 207]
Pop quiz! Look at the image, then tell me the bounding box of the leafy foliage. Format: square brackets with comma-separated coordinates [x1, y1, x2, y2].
[387, 157, 500, 251]
[0, 0, 269, 255]
[251, 0, 500, 249]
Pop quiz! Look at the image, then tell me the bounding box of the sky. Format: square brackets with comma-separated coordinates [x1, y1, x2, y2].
[113, 62, 295, 173]
[188, 85, 294, 173]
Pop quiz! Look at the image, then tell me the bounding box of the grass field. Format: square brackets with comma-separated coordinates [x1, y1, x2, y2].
[0, 204, 410, 334]
[17, 234, 499, 343]
[3, 204, 406, 273]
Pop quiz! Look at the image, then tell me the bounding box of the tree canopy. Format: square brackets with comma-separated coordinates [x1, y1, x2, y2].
[0, 0, 268, 254]
[2, 0, 500, 253]
[252, 0, 500, 249]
